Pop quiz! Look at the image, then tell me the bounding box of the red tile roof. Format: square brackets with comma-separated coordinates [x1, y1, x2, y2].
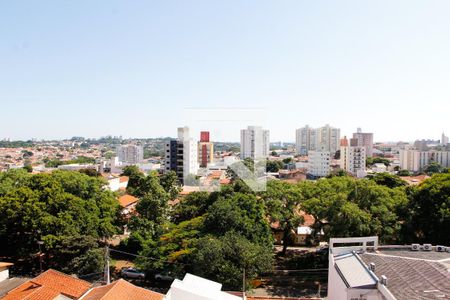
[118, 195, 138, 208]
[219, 178, 231, 185]
[400, 175, 430, 185]
[2, 269, 91, 300]
[119, 176, 129, 183]
[81, 279, 163, 300]
[299, 211, 315, 227]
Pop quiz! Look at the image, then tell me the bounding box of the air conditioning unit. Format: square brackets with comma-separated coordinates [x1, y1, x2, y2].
[411, 244, 420, 251]
[436, 245, 446, 252]
[423, 244, 432, 251]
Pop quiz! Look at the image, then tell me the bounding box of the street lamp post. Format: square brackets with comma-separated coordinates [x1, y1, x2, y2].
[37, 241, 44, 274]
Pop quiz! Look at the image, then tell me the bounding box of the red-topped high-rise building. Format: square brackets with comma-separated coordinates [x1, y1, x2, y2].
[198, 131, 213, 167]
[200, 131, 210, 143]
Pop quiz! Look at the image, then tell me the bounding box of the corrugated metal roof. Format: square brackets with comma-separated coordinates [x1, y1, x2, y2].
[335, 253, 377, 288]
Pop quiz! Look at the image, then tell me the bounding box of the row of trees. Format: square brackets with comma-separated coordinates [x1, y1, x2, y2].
[0, 165, 448, 290]
[119, 166, 449, 289]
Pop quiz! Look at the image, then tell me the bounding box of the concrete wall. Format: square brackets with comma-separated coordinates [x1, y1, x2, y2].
[0, 268, 9, 282]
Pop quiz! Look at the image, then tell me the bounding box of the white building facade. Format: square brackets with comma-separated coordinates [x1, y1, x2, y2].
[442, 132, 449, 145]
[399, 148, 450, 172]
[340, 137, 367, 177]
[164, 127, 199, 185]
[307, 149, 331, 177]
[240, 126, 270, 159]
[296, 124, 340, 155]
[164, 273, 240, 300]
[116, 145, 144, 164]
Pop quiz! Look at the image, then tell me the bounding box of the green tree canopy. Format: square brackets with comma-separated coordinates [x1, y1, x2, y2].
[260, 180, 304, 254]
[368, 173, 407, 189]
[203, 192, 273, 247]
[266, 160, 284, 172]
[0, 169, 119, 274]
[191, 232, 273, 290]
[300, 176, 408, 243]
[405, 174, 450, 245]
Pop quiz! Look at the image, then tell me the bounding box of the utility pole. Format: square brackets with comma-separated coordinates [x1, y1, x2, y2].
[242, 268, 246, 300]
[104, 246, 110, 285]
[37, 241, 44, 274]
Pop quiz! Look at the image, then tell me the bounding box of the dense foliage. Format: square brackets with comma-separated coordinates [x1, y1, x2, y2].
[0, 169, 119, 275]
[1, 165, 449, 289]
[129, 176, 274, 290]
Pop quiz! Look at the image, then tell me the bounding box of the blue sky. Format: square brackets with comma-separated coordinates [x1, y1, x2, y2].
[1, 1, 449, 142]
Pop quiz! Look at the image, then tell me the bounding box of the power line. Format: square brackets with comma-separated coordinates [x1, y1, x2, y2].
[108, 248, 190, 266]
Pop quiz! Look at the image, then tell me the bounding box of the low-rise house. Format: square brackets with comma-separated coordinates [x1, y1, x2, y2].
[271, 212, 319, 246]
[2, 269, 92, 300]
[118, 194, 139, 215]
[327, 236, 450, 300]
[278, 169, 306, 183]
[106, 175, 128, 192]
[371, 163, 387, 173]
[0, 262, 30, 299]
[400, 174, 430, 185]
[80, 278, 163, 300]
[1, 268, 323, 300]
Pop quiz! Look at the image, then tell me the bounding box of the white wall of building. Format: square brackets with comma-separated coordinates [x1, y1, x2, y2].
[116, 145, 144, 164]
[340, 139, 366, 176]
[0, 266, 11, 282]
[164, 273, 240, 300]
[178, 127, 199, 178]
[307, 150, 331, 177]
[400, 149, 450, 172]
[240, 126, 270, 159]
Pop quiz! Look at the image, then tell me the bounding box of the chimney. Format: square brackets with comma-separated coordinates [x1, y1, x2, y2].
[369, 262, 375, 272]
[380, 275, 388, 286]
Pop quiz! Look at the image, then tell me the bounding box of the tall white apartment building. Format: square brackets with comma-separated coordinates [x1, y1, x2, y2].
[116, 145, 144, 164]
[240, 126, 270, 159]
[307, 148, 331, 177]
[164, 127, 199, 185]
[353, 127, 374, 157]
[295, 125, 312, 155]
[442, 132, 449, 145]
[340, 137, 366, 177]
[295, 124, 340, 155]
[399, 148, 450, 172]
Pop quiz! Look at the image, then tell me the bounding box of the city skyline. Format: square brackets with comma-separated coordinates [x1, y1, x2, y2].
[1, 1, 450, 141]
[1, 126, 448, 144]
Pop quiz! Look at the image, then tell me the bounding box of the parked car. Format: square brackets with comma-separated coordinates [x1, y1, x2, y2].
[154, 273, 174, 281]
[121, 267, 145, 279]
